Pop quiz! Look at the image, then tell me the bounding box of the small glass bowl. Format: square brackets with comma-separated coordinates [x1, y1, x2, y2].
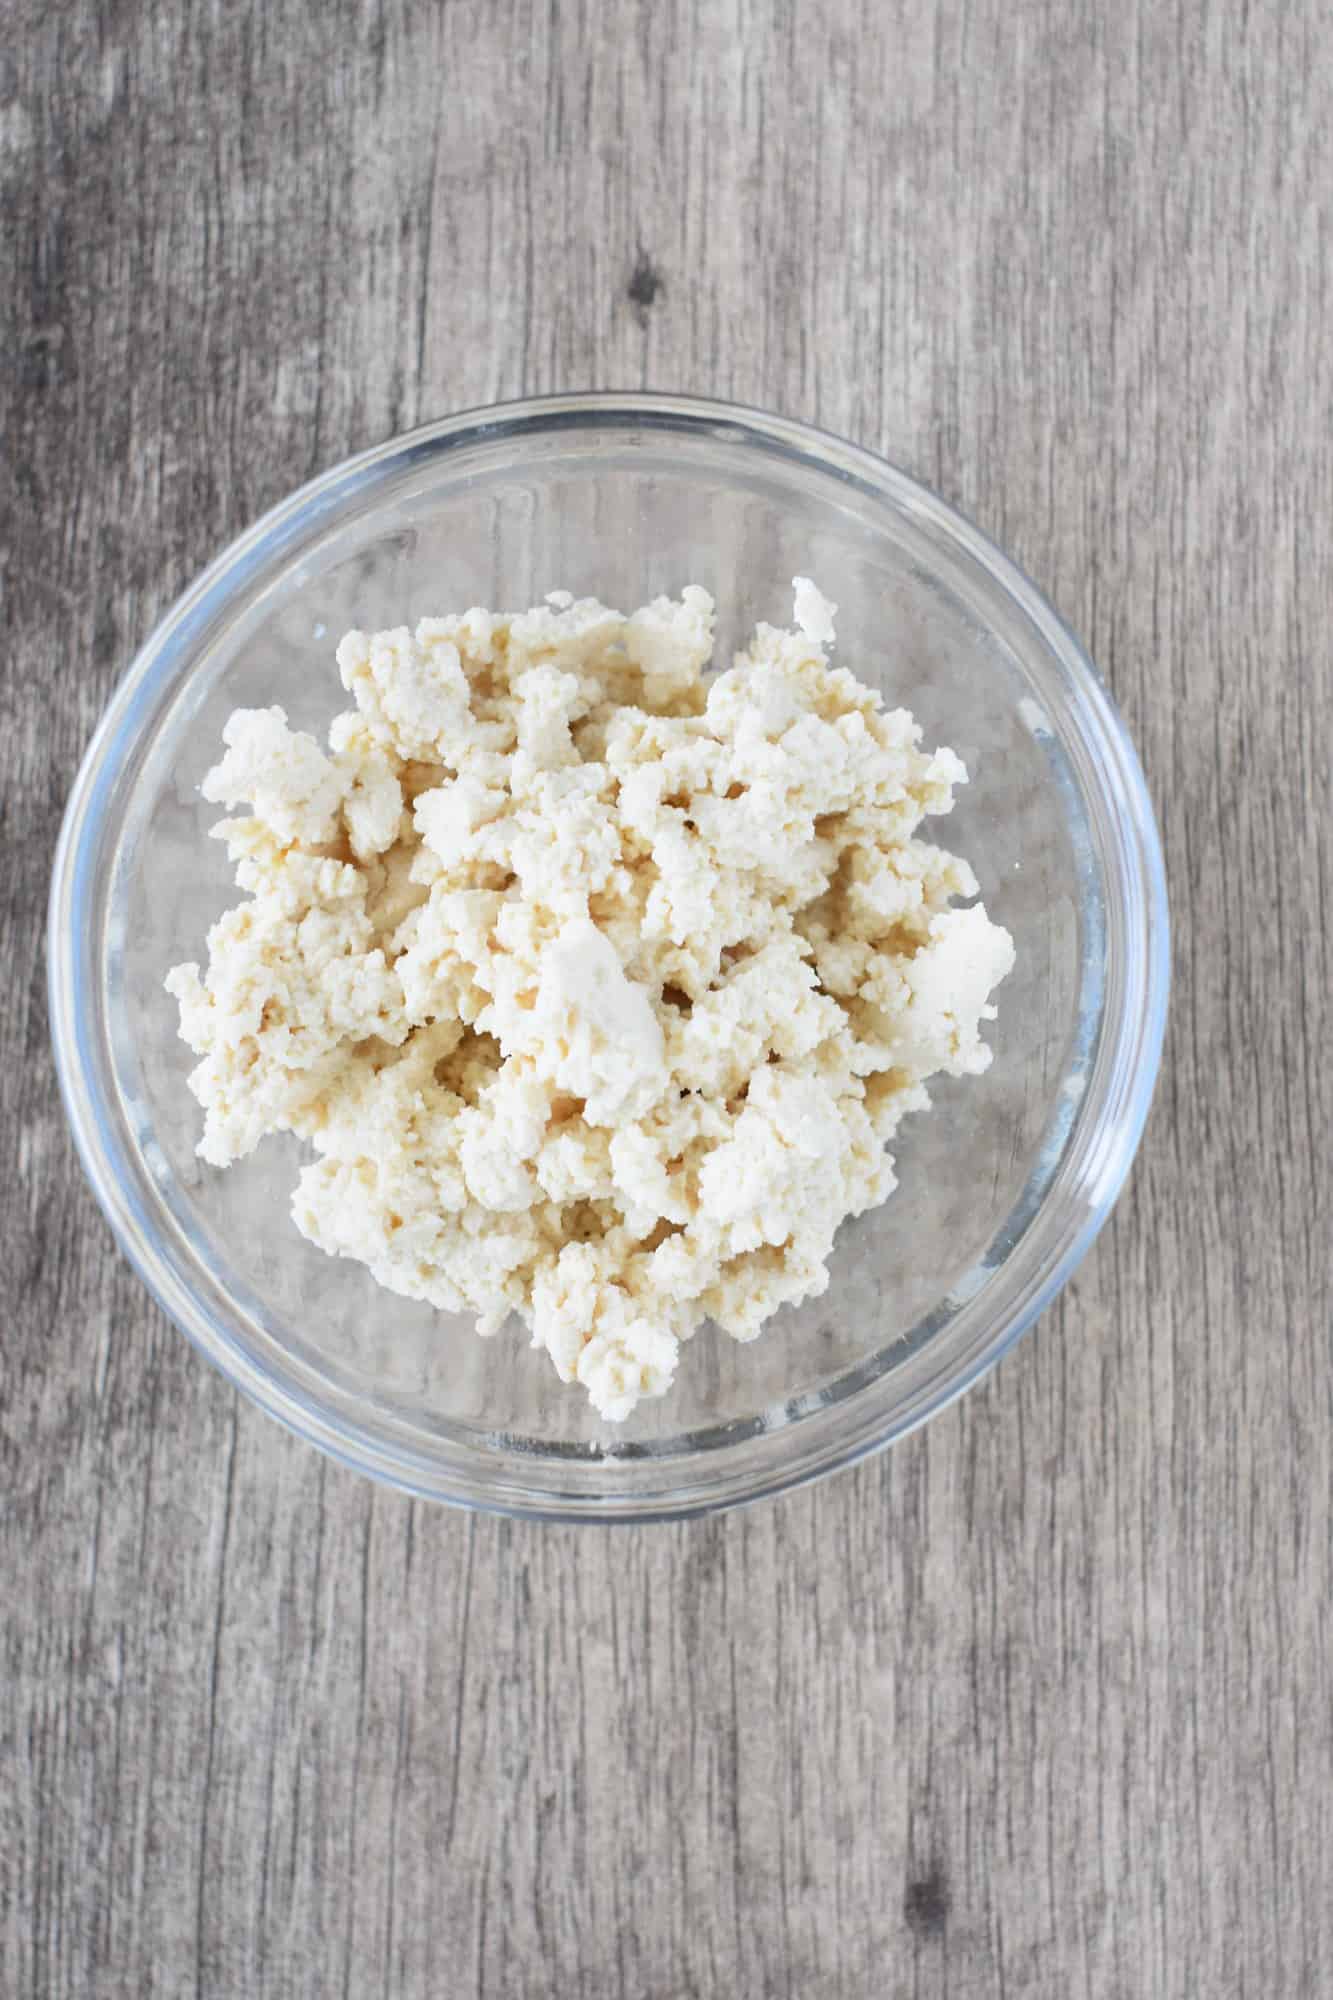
[48, 394, 1168, 1519]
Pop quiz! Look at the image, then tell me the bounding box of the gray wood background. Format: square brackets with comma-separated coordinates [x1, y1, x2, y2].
[3, 1, 1330, 1994]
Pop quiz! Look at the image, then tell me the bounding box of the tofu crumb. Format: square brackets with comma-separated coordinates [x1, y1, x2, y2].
[167, 581, 1014, 1420]
[792, 574, 838, 645]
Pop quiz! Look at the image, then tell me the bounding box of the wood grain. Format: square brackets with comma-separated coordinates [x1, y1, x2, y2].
[3, 1, 1330, 1994]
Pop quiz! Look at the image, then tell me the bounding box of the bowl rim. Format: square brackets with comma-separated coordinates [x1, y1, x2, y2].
[48, 390, 1170, 1520]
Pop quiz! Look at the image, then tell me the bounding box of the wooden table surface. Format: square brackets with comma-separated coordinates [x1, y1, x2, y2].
[4, 2, 1330, 1994]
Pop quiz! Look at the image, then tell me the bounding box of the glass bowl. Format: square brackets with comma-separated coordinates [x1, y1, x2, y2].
[48, 394, 1168, 1519]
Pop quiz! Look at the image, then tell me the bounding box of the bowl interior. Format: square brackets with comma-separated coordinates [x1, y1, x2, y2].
[70, 406, 1121, 1508]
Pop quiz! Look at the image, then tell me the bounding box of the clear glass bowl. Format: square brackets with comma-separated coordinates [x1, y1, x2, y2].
[48, 394, 1169, 1519]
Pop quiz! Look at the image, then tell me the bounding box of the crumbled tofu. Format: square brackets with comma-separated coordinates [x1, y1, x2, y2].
[167, 578, 1014, 1420]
